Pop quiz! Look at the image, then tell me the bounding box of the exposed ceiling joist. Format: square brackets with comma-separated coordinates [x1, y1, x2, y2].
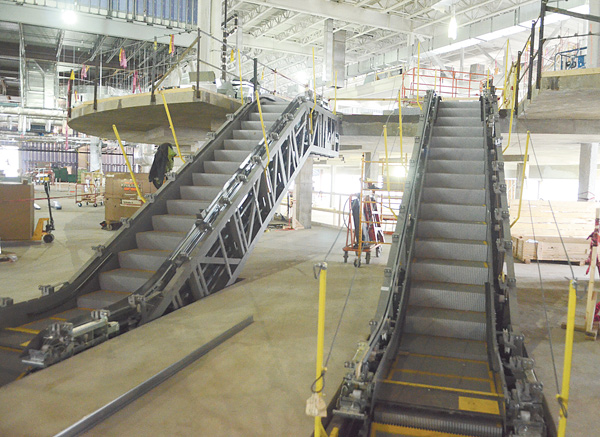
[237, 0, 428, 35]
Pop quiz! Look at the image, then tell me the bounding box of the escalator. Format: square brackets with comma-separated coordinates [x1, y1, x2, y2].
[0, 95, 339, 387]
[334, 87, 555, 436]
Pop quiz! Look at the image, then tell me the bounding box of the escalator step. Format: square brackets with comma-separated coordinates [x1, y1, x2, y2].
[409, 281, 486, 312]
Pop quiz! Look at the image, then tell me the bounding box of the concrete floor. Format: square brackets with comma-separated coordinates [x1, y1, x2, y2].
[1, 201, 599, 436]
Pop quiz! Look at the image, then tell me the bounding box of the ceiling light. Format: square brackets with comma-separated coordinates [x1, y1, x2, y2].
[62, 10, 77, 25]
[448, 7, 457, 40]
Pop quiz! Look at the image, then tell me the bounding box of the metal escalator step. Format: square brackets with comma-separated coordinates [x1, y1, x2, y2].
[204, 160, 241, 174]
[98, 269, 155, 293]
[399, 333, 488, 361]
[372, 405, 502, 436]
[424, 173, 485, 189]
[429, 136, 484, 149]
[248, 112, 280, 121]
[260, 104, 287, 113]
[414, 238, 488, 262]
[428, 147, 484, 161]
[166, 199, 210, 215]
[411, 258, 488, 285]
[119, 249, 170, 270]
[420, 203, 486, 222]
[433, 126, 483, 137]
[437, 107, 481, 118]
[214, 149, 250, 162]
[151, 214, 196, 232]
[404, 306, 486, 341]
[422, 187, 485, 205]
[435, 116, 482, 127]
[417, 219, 487, 241]
[241, 120, 275, 130]
[77, 289, 131, 309]
[136, 231, 186, 250]
[388, 367, 493, 393]
[223, 139, 258, 150]
[439, 100, 480, 108]
[409, 281, 486, 312]
[232, 129, 263, 140]
[427, 159, 484, 174]
[192, 173, 231, 187]
[180, 185, 221, 201]
[393, 349, 491, 380]
[0, 329, 34, 349]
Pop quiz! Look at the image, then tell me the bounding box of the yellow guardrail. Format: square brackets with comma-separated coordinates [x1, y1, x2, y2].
[160, 92, 183, 160]
[510, 130, 530, 228]
[112, 124, 146, 203]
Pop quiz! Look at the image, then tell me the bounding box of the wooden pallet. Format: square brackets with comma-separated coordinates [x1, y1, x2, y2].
[512, 235, 589, 265]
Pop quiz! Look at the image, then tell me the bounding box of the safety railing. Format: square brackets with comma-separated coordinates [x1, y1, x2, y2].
[402, 67, 489, 101]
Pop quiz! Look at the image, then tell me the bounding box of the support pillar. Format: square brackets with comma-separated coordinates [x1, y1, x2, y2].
[294, 157, 314, 229]
[516, 162, 529, 200]
[364, 152, 380, 183]
[578, 143, 598, 202]
[589, 1, 600, 69]
[89, 137, 102, 172]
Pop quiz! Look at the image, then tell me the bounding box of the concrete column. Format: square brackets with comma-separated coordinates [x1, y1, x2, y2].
[199, 0, 222, 77]
[294, 157, 314, 229]
[364, 152, 380, 183]
[89, 137, 102, 172]
[578, 143, 598, 201]
[589, 1, 600, 68]
[516, 162, 529, 200]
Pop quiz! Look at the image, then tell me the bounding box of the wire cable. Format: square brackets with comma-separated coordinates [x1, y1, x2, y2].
[527, 200, 561, 394]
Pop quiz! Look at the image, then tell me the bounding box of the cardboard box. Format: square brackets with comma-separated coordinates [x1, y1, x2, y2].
[104, 197, 144, 223]
[0, 182, 34, 240]
[104, 173, 156, 199]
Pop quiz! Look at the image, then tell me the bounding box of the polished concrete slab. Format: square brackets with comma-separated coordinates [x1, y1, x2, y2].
[0, 222, 386, 436]
[69, 87, 242, 144]
[1, 198, 599, 436]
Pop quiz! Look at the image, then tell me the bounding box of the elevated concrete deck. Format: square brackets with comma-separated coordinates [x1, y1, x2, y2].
[520, 67, 600, 120]
[69, 87, 242, 144]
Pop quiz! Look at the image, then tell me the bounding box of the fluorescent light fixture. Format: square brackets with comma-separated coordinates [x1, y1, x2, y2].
[448, 7, 457, 40]
[62, 9, 77, 24]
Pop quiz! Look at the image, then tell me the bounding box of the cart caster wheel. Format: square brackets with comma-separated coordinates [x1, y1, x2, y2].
[366, 253, 371, 264]
[100, 201, 104, 206]
[376, 247, 381, 257]
[77, 202, 82, 207]
[354, 258, 361, 268]
[43, 234, 54, 243]
[93, 203, 97, 207]
[86, 202, 89, 206]
[343, 252, 348, 263]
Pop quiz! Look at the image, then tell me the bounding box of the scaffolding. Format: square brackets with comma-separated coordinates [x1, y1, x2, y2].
[343, 155, 405, 266]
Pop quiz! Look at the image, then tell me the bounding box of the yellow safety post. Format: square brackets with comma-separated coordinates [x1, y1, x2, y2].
[503, 40, 510, 107]
[585, 208, 600, 335]
[314, 262, 328, 437]
[310, 47, 317, 134]
[398, 91, 403, 166]
[112, 124, 146, 203]
[510, 130, 530, 228]
[255, 91, 272, 191]
[417, 41, 422, 110]
[238, 49, 244, 104]
[383, 125, 390, 194]
[255, 91, 270, 164]
[503, 68, 518, 153]
[333, 71, 337, 115]
[557, 279, 577, 437]
[160, 92, 183, 160]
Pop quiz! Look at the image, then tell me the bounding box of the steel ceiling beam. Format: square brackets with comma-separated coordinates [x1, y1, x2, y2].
[237, 0, 428, 35]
